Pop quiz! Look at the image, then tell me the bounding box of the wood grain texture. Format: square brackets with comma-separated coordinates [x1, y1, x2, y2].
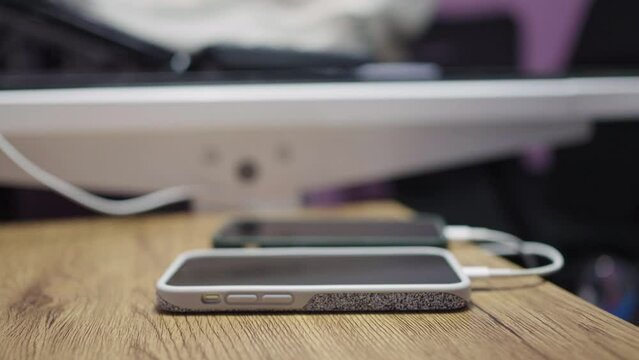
[0, 201, 637, 360]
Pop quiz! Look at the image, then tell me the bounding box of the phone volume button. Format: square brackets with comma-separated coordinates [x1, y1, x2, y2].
[226, 294, 258, 304]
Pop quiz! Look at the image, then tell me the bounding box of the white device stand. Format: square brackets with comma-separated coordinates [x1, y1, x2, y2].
[1, 77, 638, 210]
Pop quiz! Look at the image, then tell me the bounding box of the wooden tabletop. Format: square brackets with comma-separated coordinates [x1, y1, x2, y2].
[0, 201, 637, 360]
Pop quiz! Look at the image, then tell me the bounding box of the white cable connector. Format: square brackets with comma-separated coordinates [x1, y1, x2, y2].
[445, 225, 565, 278]
[444, 225, 524, 252]
[461, 266, 493, 278]
[0, 133, 193, 216]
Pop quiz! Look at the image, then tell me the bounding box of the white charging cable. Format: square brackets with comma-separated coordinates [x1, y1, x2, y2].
[444, 225, 525, 253]
[444, 225, 564, 278]
[0, 133, 193, 216]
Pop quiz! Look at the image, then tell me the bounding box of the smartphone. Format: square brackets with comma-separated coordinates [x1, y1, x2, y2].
[156, 247, 470, 313]
[213, 217, 447, 248]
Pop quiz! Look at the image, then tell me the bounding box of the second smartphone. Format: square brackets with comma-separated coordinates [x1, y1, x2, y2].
[213, 216, 447, 248]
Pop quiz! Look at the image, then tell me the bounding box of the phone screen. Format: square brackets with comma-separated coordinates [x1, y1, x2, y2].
[221, 220, 440, 238]
[167, 254, 460, 286]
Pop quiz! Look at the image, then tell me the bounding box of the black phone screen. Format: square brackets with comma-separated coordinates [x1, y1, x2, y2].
[167, 253, 460, 286]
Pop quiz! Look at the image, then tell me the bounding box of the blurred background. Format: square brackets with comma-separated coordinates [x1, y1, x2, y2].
[0, 0, 637, 323]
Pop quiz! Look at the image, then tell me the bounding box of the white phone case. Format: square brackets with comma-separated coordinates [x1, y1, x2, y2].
[156, 247, 471, 313]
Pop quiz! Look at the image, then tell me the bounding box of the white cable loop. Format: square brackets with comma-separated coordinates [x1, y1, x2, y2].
[482, 241, 564, 277]
[0, 133, 193, 216]
[445, 225, 564, 278]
